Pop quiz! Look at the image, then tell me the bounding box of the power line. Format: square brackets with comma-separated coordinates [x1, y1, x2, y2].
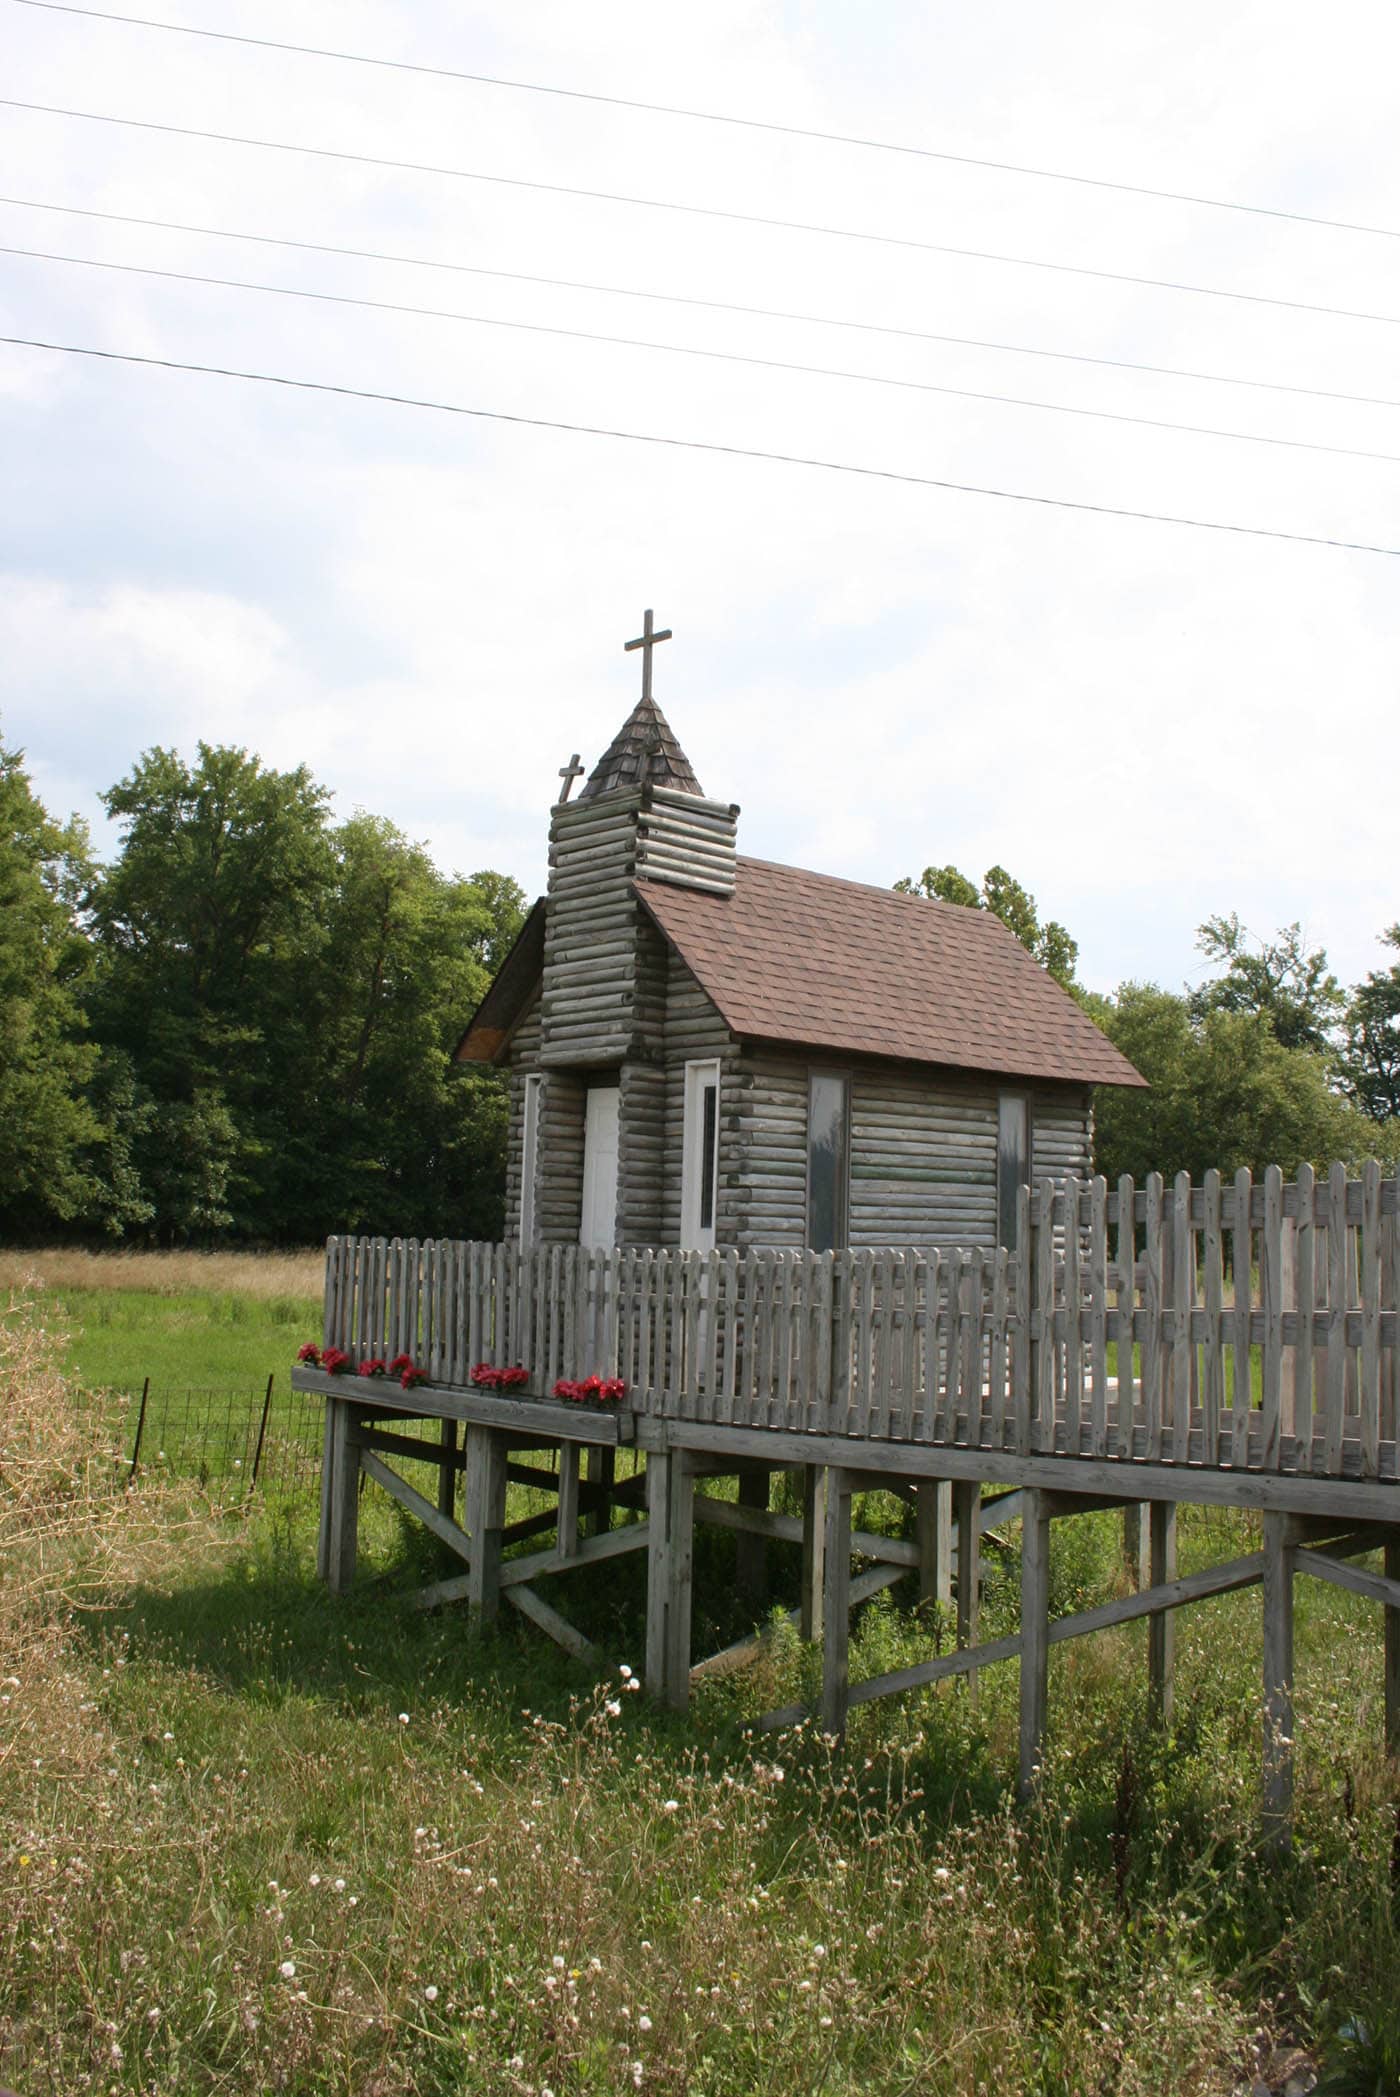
[7, 98, 1400, 332]
[11, 0, 1400, 245]
[10, 240, 1400, 470]
[3, 331, 1396, 557]
[7, 192, 1400, 417]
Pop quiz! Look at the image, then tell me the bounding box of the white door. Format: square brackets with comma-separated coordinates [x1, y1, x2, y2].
[580, 1086, 620, 1248]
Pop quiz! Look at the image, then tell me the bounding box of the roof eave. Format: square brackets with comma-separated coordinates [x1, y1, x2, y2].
[453, 899, 546, 1064]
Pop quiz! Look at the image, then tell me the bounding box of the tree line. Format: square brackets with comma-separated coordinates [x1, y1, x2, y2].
[900, 864, 1400, 1184]
[1, 730, 523, 1245]
[4, 732, 1396, 1249]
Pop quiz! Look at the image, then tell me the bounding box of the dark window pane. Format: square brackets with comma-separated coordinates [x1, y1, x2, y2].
[700, 1082, 717, 1232]
[808, 1074, 849, 1252]
[997, 1093, 1030, 1250]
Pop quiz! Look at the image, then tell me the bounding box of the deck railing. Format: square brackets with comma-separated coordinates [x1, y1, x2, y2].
[320, 1161, 1400, 1481]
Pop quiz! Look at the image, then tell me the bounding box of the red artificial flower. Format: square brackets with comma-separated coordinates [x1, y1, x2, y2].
[388, 1354, 415, 1376]
[400, 1363, 427, 1389]
[320, 1347, 352, 1376]
[357, 1358, 388, 1379]
[296, 1342, 322, 1366]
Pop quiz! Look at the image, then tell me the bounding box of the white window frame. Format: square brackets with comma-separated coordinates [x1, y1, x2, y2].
[518, 1073, 541, 1247]
[680, 1058, 722, 1251]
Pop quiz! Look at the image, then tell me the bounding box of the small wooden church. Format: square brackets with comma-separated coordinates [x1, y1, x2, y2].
[457, 614, 1143, 1256]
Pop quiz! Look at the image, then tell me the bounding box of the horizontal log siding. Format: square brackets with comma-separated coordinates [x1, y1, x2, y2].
[1032, 1085, 1093, 1184]
[635, 787, 738, 895]
[850, 1071, 998, 1247]
[619, 1060, 666, 1246]
[727, 1048, 811, 1251]
[501, 994, 543, 1244]
[536, 1068, 587, 1243]
[661, 953, 740, 1247]
[540, 790, 643, 1068]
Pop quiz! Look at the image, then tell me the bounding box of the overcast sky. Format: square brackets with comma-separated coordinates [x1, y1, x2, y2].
[3, 0, 1398, 996]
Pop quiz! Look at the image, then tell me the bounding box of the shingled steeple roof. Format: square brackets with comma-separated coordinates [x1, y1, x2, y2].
[578, 694, 705, 801]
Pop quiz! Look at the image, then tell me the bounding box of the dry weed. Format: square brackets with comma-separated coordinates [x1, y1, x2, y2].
[0, 1245, 324, 1299]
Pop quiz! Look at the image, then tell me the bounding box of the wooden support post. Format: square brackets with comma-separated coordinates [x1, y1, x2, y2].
[437, 1417, 458, 1523]
[1019, 1488, 1051, 1800]
[645, 1450, 672, 1700]
[735, 1465, 770, 1607]
[954, 1478, 981, 1709]
[463, 1423, 507, 1626]
[1386, 1535, 1400, 1761]
[820, 1469, 852, 1738]
[665, 1452, 695, 1712]
[557, 1442, 581, 1560]
[586, 1444, 615, 1538]
[801, 1465, 828, 1643]
[1262, 1510, 1296, 1851]
[915, 1478, 953, 1614]
[325, 1399, 361, 1596]
[1122, 1504, 1149, 1587]
[1148, 1501, 1177, 1726]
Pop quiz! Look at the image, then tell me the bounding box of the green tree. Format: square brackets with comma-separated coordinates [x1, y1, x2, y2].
[87, 742, 336, 1239]
[1188, 914, 1343, 1056]
[896, 862, 1079, 988]
[0, 734, 106, 1233]
[1341, 925, 1400, 1121]
[1092, 983, 1374, 1186]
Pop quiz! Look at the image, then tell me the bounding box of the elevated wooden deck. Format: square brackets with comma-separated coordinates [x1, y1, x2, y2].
[295, 1163, 1400, 1840]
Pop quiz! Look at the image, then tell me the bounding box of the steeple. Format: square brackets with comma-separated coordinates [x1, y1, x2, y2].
[579, 693, 705, 802]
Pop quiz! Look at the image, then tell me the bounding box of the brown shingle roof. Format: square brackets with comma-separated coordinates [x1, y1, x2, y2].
[634, 857, 1146, 1089]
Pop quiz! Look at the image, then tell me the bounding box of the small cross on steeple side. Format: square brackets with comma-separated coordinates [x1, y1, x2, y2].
[557, 752, 585, 803]
[623, 607, 672, 703]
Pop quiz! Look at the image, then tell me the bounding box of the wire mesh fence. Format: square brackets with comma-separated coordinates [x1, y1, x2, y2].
[117, 1377, 324, 1498]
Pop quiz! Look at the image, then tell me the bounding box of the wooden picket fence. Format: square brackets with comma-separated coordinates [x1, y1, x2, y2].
[320, 1160, 1400, 1482]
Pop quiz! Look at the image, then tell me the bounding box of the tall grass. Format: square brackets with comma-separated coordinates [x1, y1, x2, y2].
[3, 1297, 1399, 2093]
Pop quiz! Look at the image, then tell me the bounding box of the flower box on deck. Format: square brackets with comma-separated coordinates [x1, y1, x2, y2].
[289, 1364, 636, 1445]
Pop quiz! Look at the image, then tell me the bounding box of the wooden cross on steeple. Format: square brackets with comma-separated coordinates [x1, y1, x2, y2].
[624, 607, 672, 702]
[557, 752, 585, 802]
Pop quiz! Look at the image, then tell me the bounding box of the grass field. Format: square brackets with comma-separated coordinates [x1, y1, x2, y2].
[4, 1258, 1400, 2093]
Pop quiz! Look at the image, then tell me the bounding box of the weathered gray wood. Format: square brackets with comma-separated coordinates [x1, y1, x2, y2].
[1294, 1547, 1400, 1609]
[1202, 1170, 1224, 1462]
[665, 1453, 695, 1711]
[645, 1450, 672, 1697]
[693, 1491, 918, 1565]
[801, 1465, 827, 1641]
[1231, 1167, 1254, 1471]
[463, 1424, 507, 1624]
[1326, 1162, 1348, 1477]
[954, 1478, 980, 1708]
[820, 1471, 853, 1737]
[1121, 1504, 1148, 1587]
[1362, 1159, 1382, 1477]
[1018, 1488, 1051, 1799]
[499, 1519, 650, 1591]
[1171, 1171, 1193, 1466]
[1049, 1549, 1265, 1639]
[326, 1399, 361, 1596]
[1088, 1176, 1109, 1457]
[1261, 1510, 1295, 1849]
[557, 1441, 581, 1559]
[1142, 1174, 1163, 1460]
[316, 1399, 335, 1584]
[503, 1580, 601, 1661]
[845, 1633, 1023, 1710]
[916, 1478, 953, 1607]
[1148, 1500, 1177, 1725]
